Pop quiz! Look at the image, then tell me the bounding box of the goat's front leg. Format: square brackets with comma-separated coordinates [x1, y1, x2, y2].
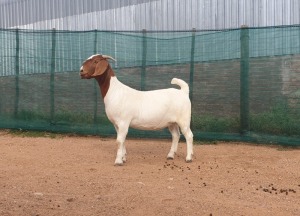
[114, 124, 128, 166]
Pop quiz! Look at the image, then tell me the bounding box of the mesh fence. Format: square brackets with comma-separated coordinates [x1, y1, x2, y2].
[0, 26, 300, 145]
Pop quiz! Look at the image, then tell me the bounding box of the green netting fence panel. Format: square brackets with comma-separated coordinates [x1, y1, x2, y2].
[0, 26, 300, 146]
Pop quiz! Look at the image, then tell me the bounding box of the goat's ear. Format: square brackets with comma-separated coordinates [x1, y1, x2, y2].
[92, 60, 109, 77]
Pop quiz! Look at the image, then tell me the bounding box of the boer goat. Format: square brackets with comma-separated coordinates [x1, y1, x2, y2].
[80, 54, 193, 165]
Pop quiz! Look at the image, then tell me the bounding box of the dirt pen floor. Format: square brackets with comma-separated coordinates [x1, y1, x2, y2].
[0, 130, 299, 216]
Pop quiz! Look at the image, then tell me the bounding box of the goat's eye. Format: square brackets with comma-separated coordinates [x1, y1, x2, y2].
[94, 61, 98, 64]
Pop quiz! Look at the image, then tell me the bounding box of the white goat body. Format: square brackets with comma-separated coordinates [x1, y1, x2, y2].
[80, 54, 193, 165]
[105, 77, 190, 131]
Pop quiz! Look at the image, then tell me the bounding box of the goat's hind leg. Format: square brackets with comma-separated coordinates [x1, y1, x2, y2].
[167, 124, 180, 160]
[177, 122, 193, 162]
[182, 127, 193, 162]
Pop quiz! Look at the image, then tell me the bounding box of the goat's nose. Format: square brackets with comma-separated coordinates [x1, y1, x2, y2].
[79, 69, 84, 77]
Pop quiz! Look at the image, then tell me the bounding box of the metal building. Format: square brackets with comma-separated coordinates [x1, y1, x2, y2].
[0, 0, 300, 31]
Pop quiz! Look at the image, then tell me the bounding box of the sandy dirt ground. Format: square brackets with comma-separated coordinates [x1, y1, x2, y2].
[0, 130, 299, 216]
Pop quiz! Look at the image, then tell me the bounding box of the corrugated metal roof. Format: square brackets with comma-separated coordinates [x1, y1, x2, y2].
[0, 0, 299, 31]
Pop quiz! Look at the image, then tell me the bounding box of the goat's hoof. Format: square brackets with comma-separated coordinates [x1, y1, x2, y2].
[167, 152, 175, 160]
[114, 158, 124, 166]
[185, 156, 193, 163]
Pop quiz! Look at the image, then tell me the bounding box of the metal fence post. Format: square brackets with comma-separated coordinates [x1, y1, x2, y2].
[141, 29, 147, 91]
[189, 28, 196, 103]
[189, 28, 196, 129]
[50, 28, 56, 123]
[240, 25, 250, 134]
[93, 29, 98, 124]
[14, 28, 20, 118]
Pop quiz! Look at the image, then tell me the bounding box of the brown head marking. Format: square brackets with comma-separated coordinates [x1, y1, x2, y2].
[80, 54, 115, 98]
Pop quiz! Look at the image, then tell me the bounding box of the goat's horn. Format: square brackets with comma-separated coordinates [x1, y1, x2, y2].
[102, 55, 116, 62]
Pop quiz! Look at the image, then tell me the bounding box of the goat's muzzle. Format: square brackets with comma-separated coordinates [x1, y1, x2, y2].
[80, 70, 90, 79]
[80, 73, 91, 79]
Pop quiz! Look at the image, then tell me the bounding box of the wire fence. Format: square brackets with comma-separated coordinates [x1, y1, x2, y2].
[0, 26, 300, 145]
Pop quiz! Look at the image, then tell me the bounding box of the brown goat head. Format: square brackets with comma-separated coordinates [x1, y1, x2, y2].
[80, 54, 115, 79]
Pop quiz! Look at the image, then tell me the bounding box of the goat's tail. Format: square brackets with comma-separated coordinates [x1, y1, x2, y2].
[171, 78, 189, 95]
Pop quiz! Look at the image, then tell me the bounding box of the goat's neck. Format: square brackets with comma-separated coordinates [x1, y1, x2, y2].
[94, 66, 115, 99]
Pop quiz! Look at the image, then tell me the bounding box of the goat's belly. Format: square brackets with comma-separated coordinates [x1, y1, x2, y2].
[130, 119, 172, 130]
[129, 106, 178, 130]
